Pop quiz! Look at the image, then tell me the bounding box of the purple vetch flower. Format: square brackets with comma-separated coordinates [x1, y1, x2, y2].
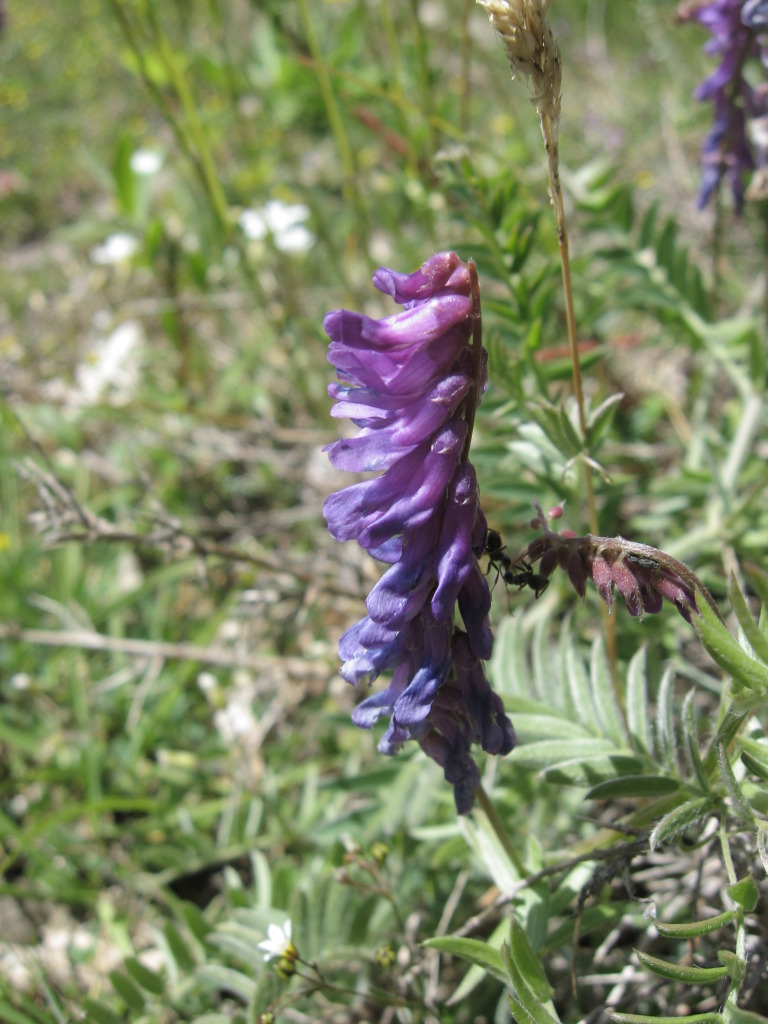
[743, 0, 768, 26]
[323, 252, 515, 813]
[678, 0, 768, 209]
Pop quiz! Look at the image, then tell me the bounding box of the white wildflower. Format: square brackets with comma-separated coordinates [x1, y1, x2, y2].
[74, 320, 143, 407]
[239, 200, 314, 253]
[257, 920, 293, 962]
[89, 232, 139, 266]
[130, 149, 163, 176]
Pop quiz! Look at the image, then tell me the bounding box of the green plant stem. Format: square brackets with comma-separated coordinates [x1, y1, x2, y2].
[539, 109, 618, 690]
[296, 0, 367, 244]
[106, 1, 268, 307]
[719, 821, 748, 1012]
[145, 7, 232, 235]
[540, 114, 596, 533]
[702, 701, 748, 776]
[378, 0, 413, 167]
[475, 784, 526, 876]
[719, 816, 737, 885]
[460, 0, 474, 134]
[406, 0, 435, 158]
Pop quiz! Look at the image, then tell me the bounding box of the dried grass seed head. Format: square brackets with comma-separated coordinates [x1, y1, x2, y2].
[476, 0, 562, 123]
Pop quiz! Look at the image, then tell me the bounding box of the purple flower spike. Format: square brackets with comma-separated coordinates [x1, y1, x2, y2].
[679, 0, 768, 209]
[324, 252, 515, 813]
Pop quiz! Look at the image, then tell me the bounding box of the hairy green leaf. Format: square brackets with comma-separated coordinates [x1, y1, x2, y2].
[124, 956, 165, 995]
[590, 636, 628, 745]
[738, 737, 768, 781]
[512, 738, 619, 770]
[626, 647, 651, 754]
[682, 690, 709, 791]
[504, 938, 562, 1024]
[639, 200, 659, 248]
[729, 573, 768, 665]
[609, 1014, 723, 1024]
[717, 950, 746, 980]
[0, 1003, 56, 1024]
[745, 565, 768, 637]
[423, 936, 508, 985]
[509, 995, 562, 1024]
[728, 873, 760, 912]
[163, 921, 198, 972]
[541, 754, 645, 786]
[655, 218, 677, 277]
[694, 599, 768, 694]
[508, 917, 553, 1002]
[509, 713, 594, 743]
[447, 918, 510, 1005]
[108, 971, 146, 1013]
[653, 910, 737, 938]
[635, 949, 729, 983]
[654, 667, 677, 771]
[586, 775, 681, 800]
[717, 743, 755, 825]
[650, 797, 716, 850]
[81, 1000, 123, 1024]
[586, 392, 624, 450]
[562, 631, 599, 732]
[196, 965, 257, 1002]
[180, 901, 212, 943]
[527, 401, 582, 458]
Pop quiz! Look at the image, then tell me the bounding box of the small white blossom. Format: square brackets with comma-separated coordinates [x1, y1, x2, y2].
[89, 232, 139, 266]
[74, 320, 143, 407]
[130, 149, 163, 176]
[257, 920, 293, 962]
[239, 200, 314, 253]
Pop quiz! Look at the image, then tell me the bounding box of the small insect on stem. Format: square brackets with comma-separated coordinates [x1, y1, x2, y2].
[625, 553, 660, 569]
[483, 530, 550, 599]
[504, 559, 550, 600]
[483, 529, 512, 589]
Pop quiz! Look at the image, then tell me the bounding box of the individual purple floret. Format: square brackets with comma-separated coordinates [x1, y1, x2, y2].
[679, 0, 768, 209]
[323, 252, 515, 813]
[743, 0, 768, 29]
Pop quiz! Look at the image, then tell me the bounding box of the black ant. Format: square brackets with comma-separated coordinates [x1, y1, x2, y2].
[503, 559, 550, 599]
[483, 530, 550, 599]
[484, 529, 511, 575]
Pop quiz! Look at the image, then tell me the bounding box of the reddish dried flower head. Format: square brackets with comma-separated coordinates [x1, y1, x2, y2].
[524, 506, 713, 624]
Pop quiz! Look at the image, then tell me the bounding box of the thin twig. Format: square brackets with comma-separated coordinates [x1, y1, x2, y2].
[0, 623, 331, 680]
[454, 835, 648, 937]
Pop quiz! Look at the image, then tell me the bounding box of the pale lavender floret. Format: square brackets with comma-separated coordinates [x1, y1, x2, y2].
[743, 0, 768, 26]
[338, 617, 405, 686]
[416, 634, 515, 813]
[457, 565, 494, 660]
[372, 251, 472, 303]
[391, 614, 453, 727]
[680, 0, 768, 209]
[328, 328, 471, 396]
[323, 421, 466, 546]
[324, 251, 515, 813]
[326, 374, 471, 473]
[357, 422, 467, 551]
[431, 464, 479, 622]
[366, 527, 437, 627]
